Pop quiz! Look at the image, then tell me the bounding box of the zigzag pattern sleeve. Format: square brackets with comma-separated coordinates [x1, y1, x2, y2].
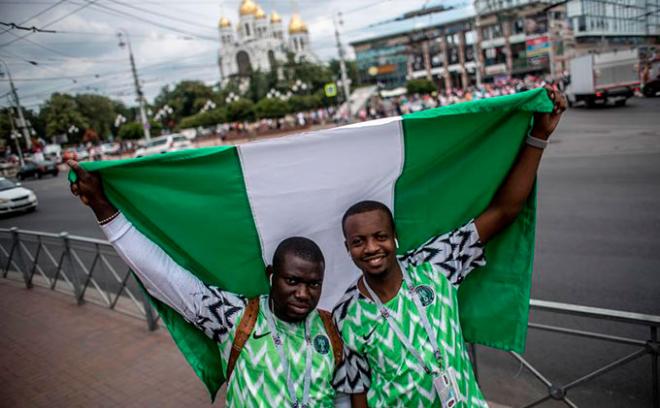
[102, 213, 247, 343]
[398, 220, 486, 286]
[331, 286, 371, 394]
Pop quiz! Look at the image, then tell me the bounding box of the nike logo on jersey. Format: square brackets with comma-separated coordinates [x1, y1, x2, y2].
[252, 331, 271, 340]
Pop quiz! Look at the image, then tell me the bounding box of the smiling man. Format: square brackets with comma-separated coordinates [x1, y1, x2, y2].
[333, 87, 566, 407]
[67, 161, 354, 408]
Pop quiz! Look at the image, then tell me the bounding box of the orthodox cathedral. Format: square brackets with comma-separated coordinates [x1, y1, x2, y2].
[217, 0, 317, 79]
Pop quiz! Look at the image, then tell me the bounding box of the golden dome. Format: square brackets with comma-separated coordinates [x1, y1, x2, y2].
[270, 11, 282, 23]
[255, 6, 266, 19]
[218, 16, 231, 28]
[288, 13, 308, 34]
[239, 0, 258, 16]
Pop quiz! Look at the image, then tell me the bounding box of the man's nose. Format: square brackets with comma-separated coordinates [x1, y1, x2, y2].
[364, 237, 379, 254]
[294, 284, 311, 300]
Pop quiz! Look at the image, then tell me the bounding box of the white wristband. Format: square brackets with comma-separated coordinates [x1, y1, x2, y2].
[526, 134, 548, 150]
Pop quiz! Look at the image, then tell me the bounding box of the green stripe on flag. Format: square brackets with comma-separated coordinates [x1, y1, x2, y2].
[396, 87, 553, 352]
[73, 146, 265, 398]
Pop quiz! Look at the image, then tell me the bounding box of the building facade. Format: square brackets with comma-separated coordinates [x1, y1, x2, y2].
[350, 0, 658, 90]
[217, 0, 317, 80]
[566, 0, 660, 53]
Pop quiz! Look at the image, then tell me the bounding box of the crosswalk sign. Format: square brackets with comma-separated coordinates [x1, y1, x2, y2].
[324, 83, 337, 97]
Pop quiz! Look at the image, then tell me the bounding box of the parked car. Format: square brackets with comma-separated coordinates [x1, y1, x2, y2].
[101, 142, 121, 156]
[0, 177, 37, 214]
[43, 144, 62, 163]
[134, 134, 193, 158]
[16, 159, 59, 180]
[643, 77, 660, 97]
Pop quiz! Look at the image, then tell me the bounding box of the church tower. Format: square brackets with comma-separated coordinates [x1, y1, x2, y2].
[270, 11, 283, 40]
[254, 5, 268, 39]
[288, 13, 309, 54]
[238, 0, 257, 40]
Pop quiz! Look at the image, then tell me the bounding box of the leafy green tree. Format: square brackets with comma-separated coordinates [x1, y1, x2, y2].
[117, 122, 144, 140]
[406, 79, 436, 95]
[226, 99, 255, 122]
[153, 80, 215, 122]
[75, 94, 118, 140]
[328, 59, 359, 87]
[0, 107, 44, 148]
[255, 98, 288, 119]
[40, 93, 88, 143]
[248, 70, 273, 102]
[179, 108, 227, 129]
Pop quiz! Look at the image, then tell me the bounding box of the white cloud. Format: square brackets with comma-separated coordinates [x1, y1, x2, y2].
[1, 0, 431, 109]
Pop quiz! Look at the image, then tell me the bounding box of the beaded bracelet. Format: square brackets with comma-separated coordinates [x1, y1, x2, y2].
[97, 211, 120, 225]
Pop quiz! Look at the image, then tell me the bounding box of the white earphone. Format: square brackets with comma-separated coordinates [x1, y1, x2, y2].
[269, 274, 274, 286]
[395, 238, 400, 249]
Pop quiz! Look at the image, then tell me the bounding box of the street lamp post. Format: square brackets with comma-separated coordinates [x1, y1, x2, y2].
[117, 30, 151, 141]
[1, 58, 33, 150]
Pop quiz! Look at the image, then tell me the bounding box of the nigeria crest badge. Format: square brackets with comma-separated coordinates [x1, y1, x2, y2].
[414, 284, 436, 307]
[313, 334, 330, 355]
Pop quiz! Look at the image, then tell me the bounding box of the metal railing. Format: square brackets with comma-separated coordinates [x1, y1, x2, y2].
[470, 300, 660, 408]
[1, 227, 658, 407]
[0, 227, 159, 330]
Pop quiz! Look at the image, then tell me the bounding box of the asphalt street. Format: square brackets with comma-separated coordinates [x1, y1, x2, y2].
[1, 97, 659, 407]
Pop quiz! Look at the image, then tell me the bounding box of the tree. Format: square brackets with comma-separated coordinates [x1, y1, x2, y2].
[406, 79, 436, 95]
[75, 94, 119, 140]
[248, 70, 273, 102]
[255, 98, 288, 119]
[179, 108, 227, 129]
[40, 93, 88, 143]
[117, 122, 144, 140]
[329, 59, 359, 87]
[226, 99, 255, 122]
[153, 80, 215, 122]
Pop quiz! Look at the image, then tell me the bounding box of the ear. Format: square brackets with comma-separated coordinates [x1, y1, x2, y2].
[344, 240, 349, 253]
[265, 265, 273, 282]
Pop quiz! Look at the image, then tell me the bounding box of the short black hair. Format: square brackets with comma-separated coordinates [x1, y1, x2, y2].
[272, 237, 325, 274]
[341, 200, 395, 236]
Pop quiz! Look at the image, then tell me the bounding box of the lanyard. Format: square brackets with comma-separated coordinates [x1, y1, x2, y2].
[263, 297, 313, 408]
[362, 263, 443, 376]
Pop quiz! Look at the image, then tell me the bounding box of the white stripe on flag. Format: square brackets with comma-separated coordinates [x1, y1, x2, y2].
[238, 117, 404, 308]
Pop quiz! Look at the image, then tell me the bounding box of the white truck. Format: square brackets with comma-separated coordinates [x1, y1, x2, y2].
[566, 49, 639, 107]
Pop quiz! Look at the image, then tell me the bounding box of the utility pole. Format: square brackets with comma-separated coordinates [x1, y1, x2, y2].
[473, 0, 483, 87]
[5, 98, 24, 166]
[1, 59, 33, 150]
[117, 30, 151, 141]
[333, 12, 352, 120]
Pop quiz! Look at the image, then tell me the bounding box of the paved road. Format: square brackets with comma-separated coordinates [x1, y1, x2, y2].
[1, 97, 659, 407]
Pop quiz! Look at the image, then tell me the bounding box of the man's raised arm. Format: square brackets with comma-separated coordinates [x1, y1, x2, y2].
[475, 86, 567, 243]
[67, 161, 246, 342]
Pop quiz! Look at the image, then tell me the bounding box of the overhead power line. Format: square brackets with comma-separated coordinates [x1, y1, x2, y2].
[0, 21, 57, 33]
[65, 0, 217, 42]
[0, 0, 66, 35]
[0, 0, 100, 48]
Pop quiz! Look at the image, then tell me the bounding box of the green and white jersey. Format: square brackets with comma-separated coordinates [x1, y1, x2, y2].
[102, 214, 337, 408]
[217, 295, 337, 407]
[332, 221, 488, 407]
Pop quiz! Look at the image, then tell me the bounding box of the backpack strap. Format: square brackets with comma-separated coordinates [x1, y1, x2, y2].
[318, 309, 344, 371]
[226, 297, 260, 381]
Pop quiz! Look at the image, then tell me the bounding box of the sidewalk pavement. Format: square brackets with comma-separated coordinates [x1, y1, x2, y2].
[0, 279, 510, 408]
[0, 279, 221, 407]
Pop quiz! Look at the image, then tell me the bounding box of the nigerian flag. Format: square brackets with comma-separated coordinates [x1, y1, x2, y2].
[73, 88, 553, 398]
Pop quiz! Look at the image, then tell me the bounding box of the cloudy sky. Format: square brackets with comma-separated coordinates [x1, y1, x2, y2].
[0, 0, 457, 110]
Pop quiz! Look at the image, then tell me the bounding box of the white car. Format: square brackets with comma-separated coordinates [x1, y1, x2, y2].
[0, 177, 37, 215]
[134, 134, 193, 158]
